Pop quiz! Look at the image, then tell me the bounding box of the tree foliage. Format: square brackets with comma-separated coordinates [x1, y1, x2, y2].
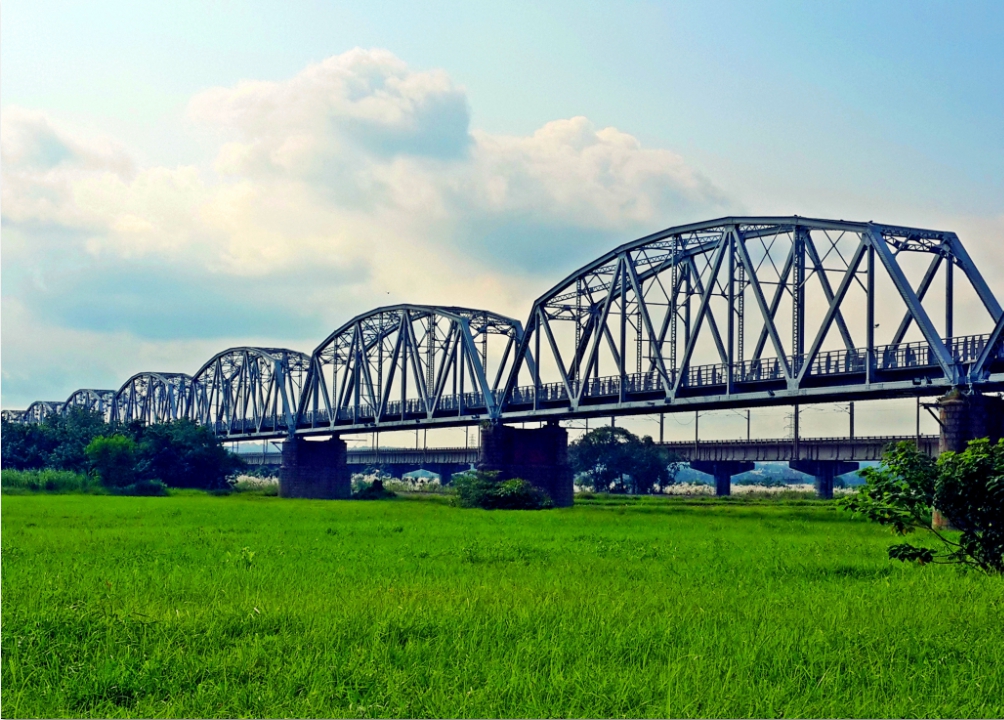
[841, 439, 1004, 574]
[3, 413, 243, 491]
[85, 435, 139, 489]
[569, 426, 682, 494]
[2, 408, 109, 472]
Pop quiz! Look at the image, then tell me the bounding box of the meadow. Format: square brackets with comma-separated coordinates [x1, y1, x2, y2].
[2, 491, 1002, 718]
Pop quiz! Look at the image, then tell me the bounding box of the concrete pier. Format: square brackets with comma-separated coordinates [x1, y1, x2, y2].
[789, 460, 859, 499]
[478, 422, 573, 507]
[690, 460, 755, 496]
[279, 436, 351, 499]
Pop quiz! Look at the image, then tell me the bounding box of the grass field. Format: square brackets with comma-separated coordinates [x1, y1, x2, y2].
[2, 492, 1002, 718]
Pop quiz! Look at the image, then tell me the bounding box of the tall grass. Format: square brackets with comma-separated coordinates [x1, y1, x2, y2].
[1, 469, 96, 494]
[2, 493, 1002, 718]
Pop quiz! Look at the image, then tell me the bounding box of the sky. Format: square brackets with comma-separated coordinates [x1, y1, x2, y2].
[2, 0, 1003, 443]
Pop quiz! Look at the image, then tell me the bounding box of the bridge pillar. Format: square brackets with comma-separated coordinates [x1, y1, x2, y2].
[934, 389, 1004, 529]
[279, 436, 351, 499]
[938, 389, 1004, 454]
[478, 422, 573, 507]
[789, 460, 859, 500]
[690, 461, 755, 496]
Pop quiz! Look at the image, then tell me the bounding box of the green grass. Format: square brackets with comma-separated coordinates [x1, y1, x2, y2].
[2, 493, 1002, 718]
[1, 469, 97, 494]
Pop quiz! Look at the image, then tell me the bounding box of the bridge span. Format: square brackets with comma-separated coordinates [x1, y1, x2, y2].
[6, 216, 1004, 504]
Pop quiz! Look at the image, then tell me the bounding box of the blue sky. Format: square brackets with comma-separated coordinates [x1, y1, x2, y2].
[2, 0, 1002, 439]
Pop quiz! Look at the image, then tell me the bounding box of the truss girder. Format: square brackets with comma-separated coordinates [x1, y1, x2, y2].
[63, 389, 118, 422]
[190, 347, 311, 438]
[113, 372, 195, 426]
[5, 216, 1002, 436]
[501, 216, 1002, 415]
[297, 304, 524, 433]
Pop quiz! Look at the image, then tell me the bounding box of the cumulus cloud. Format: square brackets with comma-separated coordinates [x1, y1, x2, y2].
[2, 48, 733, 407]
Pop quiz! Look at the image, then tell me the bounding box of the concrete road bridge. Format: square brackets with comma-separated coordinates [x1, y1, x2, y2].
[6, 217, 1004, 504]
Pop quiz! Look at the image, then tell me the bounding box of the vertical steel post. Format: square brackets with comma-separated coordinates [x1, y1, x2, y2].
[849, 401, 855, 440]
[727, 230, 735, 394]
[945, 253, 954, 341]
[671, 240, 679, 377]
[793, 228, 806, 374]
[866, 244, 876, 384]
[660, 412, 665, 443]
[916, 395, 921, 445]
[694, 410, 699, 450]
[746, 409, 751, 441]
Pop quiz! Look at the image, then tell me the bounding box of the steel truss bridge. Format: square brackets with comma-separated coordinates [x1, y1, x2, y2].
[5, 217, 1004, 438]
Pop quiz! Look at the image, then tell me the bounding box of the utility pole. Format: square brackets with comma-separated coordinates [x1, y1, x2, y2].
[793, 403, 800, 459]
[746, 409, 751, 442]
[694, 410, 699, 450]
[611, 416, 616, 428]
[659, 412, 665, 444]
[916, 396, 921, 445]
[849, 401, 855, 440]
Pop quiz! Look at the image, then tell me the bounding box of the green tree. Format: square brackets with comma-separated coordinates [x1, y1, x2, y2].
[134, 420, 243, 489]
[1, 408, 108, 472]
[841, 439, 1004, 573]
[569, 426, 681, 494]
[85, 434, 139, 489]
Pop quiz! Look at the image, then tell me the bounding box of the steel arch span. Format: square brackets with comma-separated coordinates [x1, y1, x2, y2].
[499, 216, 1004, 420]
[298, 304, 525, 433]
[190, 347, 311, 439]
[18, 401, 66, 425]
[113, 372, 195, 425]
[64, 389, 118, 421]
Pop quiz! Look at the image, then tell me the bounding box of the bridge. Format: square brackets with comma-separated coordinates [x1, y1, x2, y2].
[5, 217, 1004, 503]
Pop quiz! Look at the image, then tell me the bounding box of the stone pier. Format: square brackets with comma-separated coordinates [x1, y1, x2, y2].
[789, 460, 859, 500]
[938, 389, 1004, 453]
[478, 422, 574, 507]
[279, 436, 351, 499]
[690, 460, 755, 496]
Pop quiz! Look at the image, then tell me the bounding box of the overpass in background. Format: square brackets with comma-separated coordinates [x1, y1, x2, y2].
[6, 217, 1004, 503]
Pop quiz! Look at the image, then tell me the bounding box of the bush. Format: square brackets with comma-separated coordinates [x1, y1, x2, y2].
[841, 439, 1004, 574]
[85, 434, 139, 489]
[352, 479, 397, 500]
[111, 479, 168, 496]
[1, 469, 95, 494]
[452, 470, 551, 510]
[231, 475, 279, 495]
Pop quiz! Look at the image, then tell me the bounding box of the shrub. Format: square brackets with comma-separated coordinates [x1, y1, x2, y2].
[841, 439, 1004, 574]
[452, 470, 551, 510]
[352, 479, 397, 500]
[85, 434, 139, 489]
[231, 475, 279, 495]
[111, 479, 168, 496]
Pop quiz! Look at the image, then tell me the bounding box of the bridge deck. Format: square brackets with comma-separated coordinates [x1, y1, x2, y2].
[240, 434, 938, 467]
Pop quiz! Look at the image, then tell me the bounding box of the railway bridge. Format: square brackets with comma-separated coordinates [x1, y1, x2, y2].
[6, 217, 1004, 504]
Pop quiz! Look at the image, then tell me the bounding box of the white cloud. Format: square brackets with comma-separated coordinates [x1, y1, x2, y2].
[2, 48, 733, 407]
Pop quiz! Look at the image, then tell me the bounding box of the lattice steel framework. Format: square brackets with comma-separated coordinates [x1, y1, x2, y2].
[64, 389, 118, 422]
[298, 304, 524, 432]
[500, 217, 1004, 419]
[5, 217, 1003, 435]
[17, 401, 66, 425]
[190, 347, 311, 438]
[113, 372, 195, 425]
